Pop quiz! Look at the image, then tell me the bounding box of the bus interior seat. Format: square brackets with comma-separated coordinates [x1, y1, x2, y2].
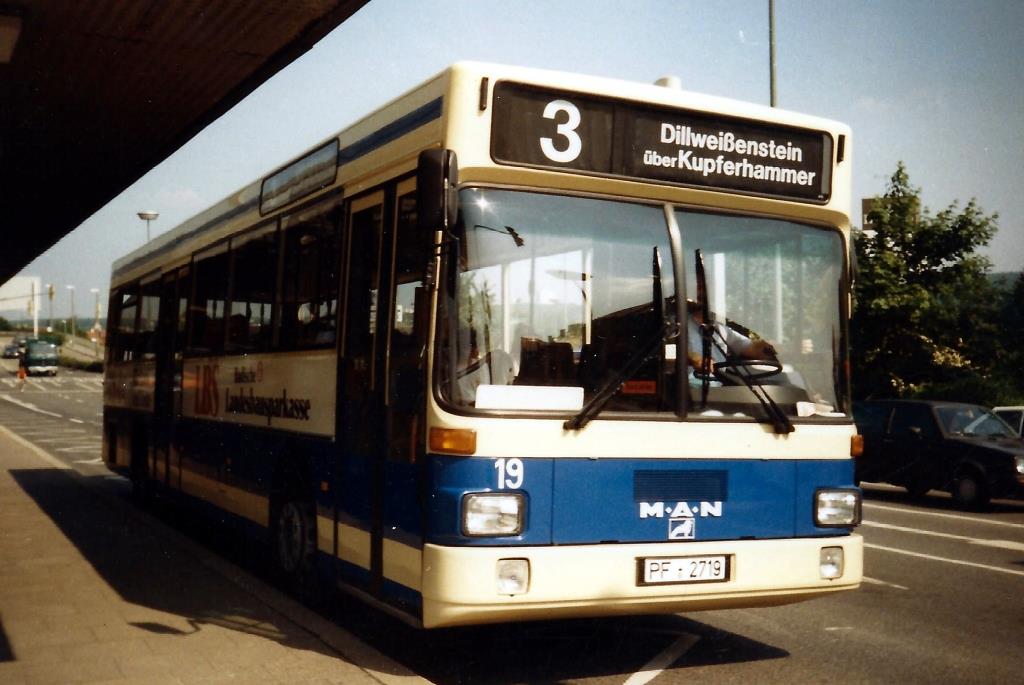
[517, 337, 575, 385]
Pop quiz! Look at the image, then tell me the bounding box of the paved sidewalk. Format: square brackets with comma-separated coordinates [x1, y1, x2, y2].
[0, 426, 428, 685]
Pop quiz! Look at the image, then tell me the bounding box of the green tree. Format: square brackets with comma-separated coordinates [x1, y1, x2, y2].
[0, 316, 11, 331]
[994, 273, 1024, 400]
[852, 162, 1001, 402]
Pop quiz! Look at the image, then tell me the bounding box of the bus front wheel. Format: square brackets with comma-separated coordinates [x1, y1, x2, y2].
[274, 498, 317, 593]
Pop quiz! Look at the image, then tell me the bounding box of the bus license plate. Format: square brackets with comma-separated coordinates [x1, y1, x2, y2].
[639, 555, 729, 585]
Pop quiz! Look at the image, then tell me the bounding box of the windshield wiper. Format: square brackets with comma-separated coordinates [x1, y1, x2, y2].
[692, 249, 794, 435]
[565, 246, 670, 431]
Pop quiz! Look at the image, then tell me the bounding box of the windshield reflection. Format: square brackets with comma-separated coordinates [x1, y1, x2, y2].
[438, 189, 673, 414]
[436, 188, 848, 422]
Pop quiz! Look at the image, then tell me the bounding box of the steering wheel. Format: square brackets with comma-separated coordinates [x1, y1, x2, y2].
[712, 358, 783, 381]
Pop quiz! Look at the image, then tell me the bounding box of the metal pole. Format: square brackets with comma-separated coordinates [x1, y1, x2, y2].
[769, 0, 777, 107]
[46, 283, 54, 332]
[30, 280, 37, 337]
[138, 211, 158, 244]
[91, 288, 100, 328]
[67, 285, 76, 341]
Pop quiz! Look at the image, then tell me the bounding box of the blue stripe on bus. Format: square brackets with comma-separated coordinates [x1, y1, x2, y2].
[112, 96, 443, 282]
[425, 455, 855, 546]
[337, 97, 443, 166]
[112, 198, 258, 280]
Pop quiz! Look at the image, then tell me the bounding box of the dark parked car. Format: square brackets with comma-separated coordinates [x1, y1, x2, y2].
[2, 343, 19, 359]
[853, 400, 1024, 508]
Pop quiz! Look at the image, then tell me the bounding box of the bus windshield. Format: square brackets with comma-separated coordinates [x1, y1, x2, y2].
[679, 209, 847, 419]
[437, 187, 848, 420]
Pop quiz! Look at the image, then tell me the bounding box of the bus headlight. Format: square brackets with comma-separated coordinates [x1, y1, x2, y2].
[814, 488, 861, 527]
[462, 493, 525, 536]
[1014, 456, 1024, 477]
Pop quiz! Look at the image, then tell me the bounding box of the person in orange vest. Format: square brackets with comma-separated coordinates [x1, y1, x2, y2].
[17, 361, 27, 391]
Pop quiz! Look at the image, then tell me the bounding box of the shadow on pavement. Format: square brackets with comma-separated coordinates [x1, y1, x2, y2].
[9, 467, 338, 660]
[11, 465, 789, 683]
[0, 618, 12, 663]
[322, 592, 788, 684]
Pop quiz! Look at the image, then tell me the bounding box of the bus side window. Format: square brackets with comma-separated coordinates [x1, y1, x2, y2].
[137, 277, 161, 361]
[116, 286, 139, 362]
[188, 244, 229, 355]
[106, 289, 121, 363]
[174, 266, 190, 357]
[227, 223, 278, 352]
[280, 201, 341, 349]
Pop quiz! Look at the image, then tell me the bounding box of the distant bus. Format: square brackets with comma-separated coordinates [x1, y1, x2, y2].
[103, 62, 862, 628]
[23, 340, 58, 376]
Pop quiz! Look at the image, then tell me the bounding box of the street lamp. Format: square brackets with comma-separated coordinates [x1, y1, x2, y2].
[137, 210, 159, 243]
[90, 288, 101, 328]
[66, 284, 75, 340]
[44, 282, 54, 332]
[90, 288, 101, 358]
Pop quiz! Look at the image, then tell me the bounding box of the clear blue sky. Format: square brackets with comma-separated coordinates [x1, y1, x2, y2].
[8, 0, 1024, 318]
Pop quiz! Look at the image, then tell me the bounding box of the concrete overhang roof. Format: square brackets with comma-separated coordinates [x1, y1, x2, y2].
[0, 0, 368, 283]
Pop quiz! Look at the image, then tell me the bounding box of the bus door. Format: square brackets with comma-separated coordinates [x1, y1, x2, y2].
[339, 191, 388, 593]
[339, 180, 428, 606]
[153, 266, 188, 491]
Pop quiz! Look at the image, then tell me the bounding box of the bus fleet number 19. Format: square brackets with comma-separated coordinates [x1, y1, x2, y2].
[495, 458, 524, 489]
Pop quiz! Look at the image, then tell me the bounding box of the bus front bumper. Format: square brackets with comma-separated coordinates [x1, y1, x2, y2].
[421, 534, 862, 628]
[26, 365, 58, 375]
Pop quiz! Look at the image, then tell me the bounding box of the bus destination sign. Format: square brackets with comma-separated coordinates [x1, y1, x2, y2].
[491, 82, 833, 203]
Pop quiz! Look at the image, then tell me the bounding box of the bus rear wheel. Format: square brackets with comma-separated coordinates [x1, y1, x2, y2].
[274, 498, 317, 593]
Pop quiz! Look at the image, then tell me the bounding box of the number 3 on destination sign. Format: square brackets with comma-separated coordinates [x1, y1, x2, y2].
[540, 100, 582, 163]
[495, 458, 524, 489]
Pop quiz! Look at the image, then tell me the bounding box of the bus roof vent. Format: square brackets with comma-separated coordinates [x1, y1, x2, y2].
[654, 75, 681, 89]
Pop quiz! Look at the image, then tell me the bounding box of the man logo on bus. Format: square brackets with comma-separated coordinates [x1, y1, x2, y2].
[669, 517, 696, 540]
[638, 501, 724, 518]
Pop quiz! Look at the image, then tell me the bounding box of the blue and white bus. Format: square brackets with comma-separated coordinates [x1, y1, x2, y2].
[103, 62, 862, 628]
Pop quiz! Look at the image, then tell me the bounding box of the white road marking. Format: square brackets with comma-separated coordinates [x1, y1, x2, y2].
[865, 543, 1024, 577]
[1, 394, 63, 417]
[72, 458, 104, 465]
[56, 446, 102, 454]
[863, 502, 1024, 530]
[15, 429, 87, 436]
[622, 633, 700, 685]
[861, 575, 909, 590]
[0, 424, 70, 470]
[69, 418, 85, 424]
[862, 520, 1024, 552]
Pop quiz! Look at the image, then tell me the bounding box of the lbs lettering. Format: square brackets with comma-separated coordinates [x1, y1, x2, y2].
[194, 364, 219, 416]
